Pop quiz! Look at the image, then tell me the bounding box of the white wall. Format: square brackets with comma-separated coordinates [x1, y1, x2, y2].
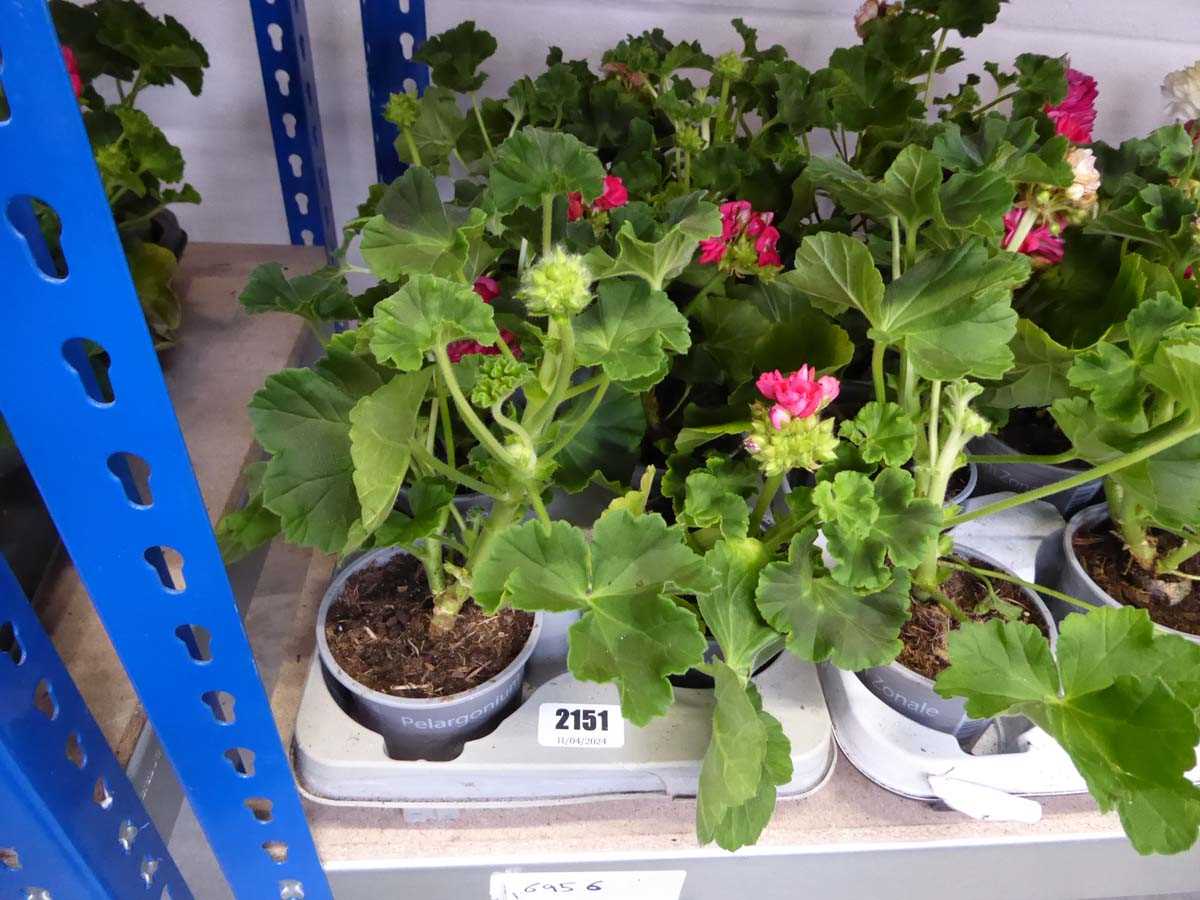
[132, 0, 1200, 246]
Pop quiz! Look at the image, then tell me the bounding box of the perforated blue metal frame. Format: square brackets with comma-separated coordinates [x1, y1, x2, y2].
[248, 0, 337, 253]
[0, 4, 331, 898]
[359, 0, 429, 184]
[0, 555, 191, 900]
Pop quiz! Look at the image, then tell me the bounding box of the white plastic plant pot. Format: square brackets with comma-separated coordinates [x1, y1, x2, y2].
[1057, 503, 1200, 645]
[855, 544, 1059, 742]
[316, 547, 543, 761]
[970, 433, 1100, 516]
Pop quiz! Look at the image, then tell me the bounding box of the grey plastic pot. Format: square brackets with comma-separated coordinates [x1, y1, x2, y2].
[1057, 504, 1200, 644]
[970, 433, 1100, 517]
[855, 545, 1059, 742]
[946, 463, 978, 508]
[316, 547, 543, 761]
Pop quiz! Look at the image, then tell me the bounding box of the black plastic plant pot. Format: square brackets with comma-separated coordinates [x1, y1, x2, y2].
[1057, 503, 1200, 645]
[150, 209, 189, 260]
[316, 547, 543, 761]
[970, 433, 1100, 517]
[855, 545, 1059, 741]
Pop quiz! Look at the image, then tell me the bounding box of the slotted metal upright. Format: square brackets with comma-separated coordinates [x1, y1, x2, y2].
[358, 0, 430, 184]
[0, 2, 331, 897]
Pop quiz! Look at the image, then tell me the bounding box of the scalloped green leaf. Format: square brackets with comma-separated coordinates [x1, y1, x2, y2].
[373, 479, 455, 548]
[696, 539, 776, 675]
[368, 274, 498, 371]
[360, 166, 487, 281]
[988, 318, 1078, 410]
[348, 369, 433, 532]
[838, 401, 917, 466]
[573, 279, 690, 385]
[756, 530, 911, 670]
[239, 262, 357, 321]
[487, 127, 605, 214]
[472, 511, 712, 724]
[813, 468, 941, 592]
[787, 231, 884, 319]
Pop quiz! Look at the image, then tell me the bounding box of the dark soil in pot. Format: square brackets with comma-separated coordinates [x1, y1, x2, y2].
[998, 408, 1088, 470]
[1072, 517, 1200, 636]
[899, 558, 1052, 679]
[324, 552, 534, 698]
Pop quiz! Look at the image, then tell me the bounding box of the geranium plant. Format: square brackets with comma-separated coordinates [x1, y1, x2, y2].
[50, 0, 208, 347]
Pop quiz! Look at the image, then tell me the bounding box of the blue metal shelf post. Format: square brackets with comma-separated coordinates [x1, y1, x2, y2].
[0, 4, 332, 898]
[359, 0, 429, 184]
[247, 0, 338, 254]
[0, 555, 191, 900]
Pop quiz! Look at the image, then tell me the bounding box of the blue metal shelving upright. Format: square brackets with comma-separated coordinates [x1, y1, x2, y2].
[0, 2, 332, 897]
[359, 0, 430, 184]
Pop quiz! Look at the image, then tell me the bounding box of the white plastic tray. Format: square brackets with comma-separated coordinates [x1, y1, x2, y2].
[294, 615, 835, 808]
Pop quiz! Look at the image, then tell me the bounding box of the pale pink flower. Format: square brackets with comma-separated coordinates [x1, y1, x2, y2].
[1002, 208, 1064, 265]
[756, 367, 840, 429]
[1045, 68, 1097, 144]
[854, 0, 887, 38]
[1065, 147, 1101, 209]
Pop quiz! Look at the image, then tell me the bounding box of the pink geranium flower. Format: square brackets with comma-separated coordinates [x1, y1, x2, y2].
[447, 277, 521, 362]
[756, 367, 840, 429]
[473, 276, 501, 302]
[697, 237, 728, 265]
[1002, 208, 1064, 265]
[700, 201, 783, 273]
[567, 175, 628, 222]
[1045, 68, 1097, 144]
[62, 46, 83, 98]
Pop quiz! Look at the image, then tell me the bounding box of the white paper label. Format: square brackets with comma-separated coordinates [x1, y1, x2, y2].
[536, 702, 624, 748]
[490, 870, 686, 900]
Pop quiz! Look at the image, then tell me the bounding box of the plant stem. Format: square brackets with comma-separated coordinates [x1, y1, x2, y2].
[563, 372, 606, 400]
[402, 126, 422, 167]
[430, 583, 469, 635]
[871, 341, 888, 405]
[973, 89, 1020, 115]
[410, 443, 502, 498]
[1004, 206, 1038, 253]
[546, 375, 610, 459]
[528, 488, 552, 527]
[465, 499, 519, 570]
[541, 192, 554, 257]
[437, 377, 456, 469]
[749, 473, 783, 535]
[942, 560, 1102, 611]
[922, 28, 949, 109]
[927, 379, 942, 477]
[117, 204, 168, 234]
[715, 77, 732, 142]
[123, 70, 147, 107]
[305, 318, 329, 348]
[966, 450, 1080, 465]
[931, 589, 971, 624]
[529, 315, 576, 436]
[683, 271, 725, 316]
[433, 345, 517, 467]
[1158, 537, 1200, 575]
[899, 355, 917, 415]
[491, 401, 534, 449]
[946, 423, 1200, 527]
[1110, 478, 1158, 570]
[890, 215, 902, 279]
[470, 93, 495, 156]
[762, 510, 817, 551]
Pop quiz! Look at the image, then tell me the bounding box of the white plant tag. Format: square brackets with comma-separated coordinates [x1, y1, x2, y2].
[536, 702, 624, 748]
[490, 870, 686, 900]
[928, 774, 1043, 823]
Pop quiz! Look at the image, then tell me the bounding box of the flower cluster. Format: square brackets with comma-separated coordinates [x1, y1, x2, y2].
[698, 201, 782, 275]
[1045, 67, 1098, 144]
[567, 175, 629, 222]
[853, 0, 890, 38]
[1002, 207, 1064, 265]
[1163, 60, 1200, 123]
[520, 247, 594, 316]
[446, 276, 523, 363]
[746, 368, 841, 474]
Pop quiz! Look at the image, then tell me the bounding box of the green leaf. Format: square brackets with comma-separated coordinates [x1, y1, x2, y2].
[369, 274, 498, 371]
[820, 46, 920, 132]
[756, 530, 912, 670]
[573, 279, 690, 386]
[360, 166, 488, 282]
[348, 370, 433, 532]
[487, 127, 605, 214]
[806, 145, 941, 235]
[92, 0, 209, 94]
[373, 479, 455, 547]
[549, 384, 646, 492]
[238, 263, 356, 321]
[987, 319, 1078, 410]
[681, 472, 750, 541]
[696, 662, 792, 851]
[813, 468, 942, 592]
[1067, 342, 1147, 430]
[937, 609, 1200, 855]
[412, 20, 496, 93]
[393, 86, 468, 176]
[938, 169, 1014, 237]
[128, 241, 181, 345]
[472, 511, 713, 724]
[878, 240, 1029, 380]
[839, 401, 917, 466]
[249, 361, 379, 554]
[787, 231, 884, 318]
[586, 192, 722, 291]
[216, 464, 280, 564]
[696, 539, 776, 675]
[113, 106, 184, 183]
